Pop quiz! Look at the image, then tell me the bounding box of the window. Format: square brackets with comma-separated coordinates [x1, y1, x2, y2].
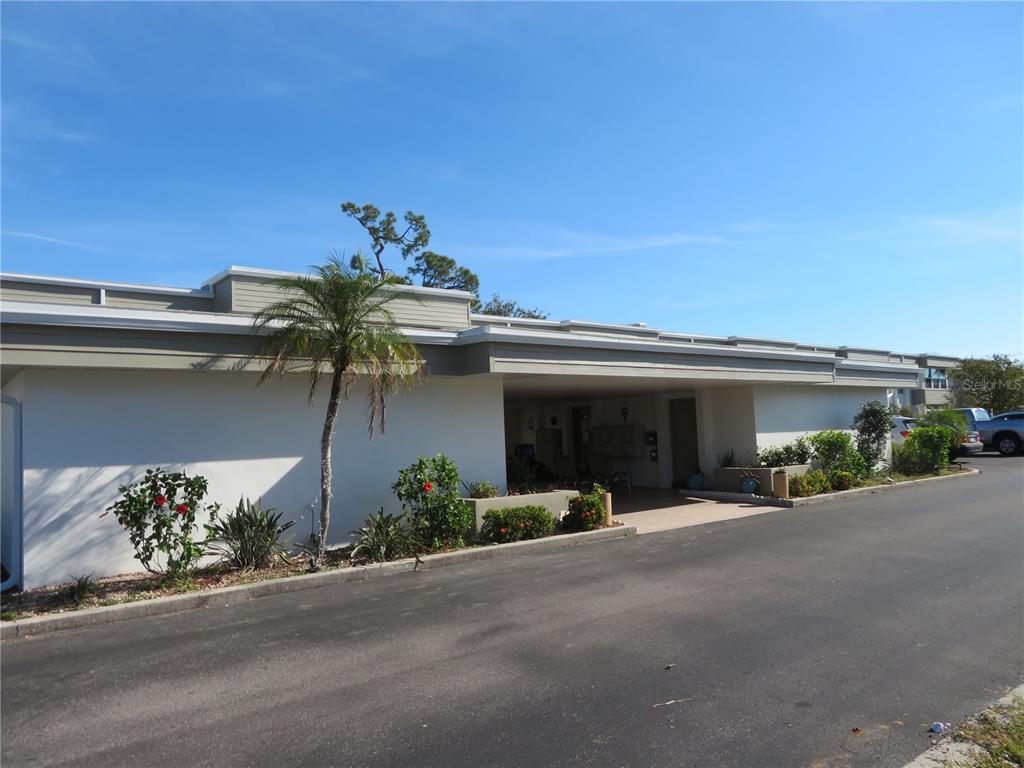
[924, 367, 948, 389]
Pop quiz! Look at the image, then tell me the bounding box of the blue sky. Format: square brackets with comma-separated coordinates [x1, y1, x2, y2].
[2, 2, 1021, 357]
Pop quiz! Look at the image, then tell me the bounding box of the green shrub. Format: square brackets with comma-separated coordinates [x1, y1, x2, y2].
[853, 400, 892, 469]
[828, 470, 858, 492]
[465, 480, 500, 499]
[480, 505, 555, 543]
[350, 509, 423, 564]
[809, 430, 868, 478]
[204, 497, 295, 571]
[916, 409, 966, 461]
[893, 426, 951, 475]
[103, 468, 219, 580]
[756, 436, 813, 467]
[562, 487, 606, 532]
[393, 454, 473, 549]
[789, 469, 830, 498]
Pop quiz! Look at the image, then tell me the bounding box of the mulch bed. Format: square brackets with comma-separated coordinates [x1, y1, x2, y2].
[0, 549, 352, 621]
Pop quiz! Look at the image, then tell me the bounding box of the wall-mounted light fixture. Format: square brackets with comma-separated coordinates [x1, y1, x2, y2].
[620, 406, 629, 422]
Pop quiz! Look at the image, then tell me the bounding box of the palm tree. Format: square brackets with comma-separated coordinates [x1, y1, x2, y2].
[252, 256, 424, 568]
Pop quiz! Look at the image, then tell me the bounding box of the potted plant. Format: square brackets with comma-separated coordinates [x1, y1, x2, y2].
[685, 465, 705, 491]
[739, 469, 760, 495]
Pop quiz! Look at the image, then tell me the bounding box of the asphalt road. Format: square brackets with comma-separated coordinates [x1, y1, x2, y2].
[2, 455, 1022, 768]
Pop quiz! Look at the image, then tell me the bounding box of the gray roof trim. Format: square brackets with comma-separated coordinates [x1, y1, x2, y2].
[0, 301, 461, 346]
[1, 271, 214, 297]
[1, 300, 925, 372]
[450, 324, 851, 365]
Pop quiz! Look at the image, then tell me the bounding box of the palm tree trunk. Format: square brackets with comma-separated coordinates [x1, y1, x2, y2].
[317, 370, 343, 568]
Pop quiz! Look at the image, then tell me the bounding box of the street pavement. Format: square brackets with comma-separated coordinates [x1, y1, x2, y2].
[2, 454, 1021, 767]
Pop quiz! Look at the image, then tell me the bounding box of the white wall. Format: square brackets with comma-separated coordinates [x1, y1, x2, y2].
[753, 385, 888, 449]
[15, 368, 505, 588]
[697, 386, 758, 470]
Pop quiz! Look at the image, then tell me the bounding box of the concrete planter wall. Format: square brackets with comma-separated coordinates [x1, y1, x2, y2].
[463, 490, 580, 530]
[713, 465, 811, 496]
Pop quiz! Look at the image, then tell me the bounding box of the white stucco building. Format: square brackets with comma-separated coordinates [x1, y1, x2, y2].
[1, 266, 940, 589]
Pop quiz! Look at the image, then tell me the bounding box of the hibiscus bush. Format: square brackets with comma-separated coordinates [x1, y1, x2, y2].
[103, 468, 219, 580]
[480, 505, 555, 543]
[393, 454, 473, 549]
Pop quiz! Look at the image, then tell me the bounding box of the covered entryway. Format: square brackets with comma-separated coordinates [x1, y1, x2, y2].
[500, 374, 733, 517]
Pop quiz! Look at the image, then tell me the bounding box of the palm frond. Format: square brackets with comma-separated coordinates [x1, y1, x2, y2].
[251, 256, 425, 428]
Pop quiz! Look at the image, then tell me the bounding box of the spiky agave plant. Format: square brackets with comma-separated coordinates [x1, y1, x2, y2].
[350, 509, 423, 564]
[205, 497, 295, 571]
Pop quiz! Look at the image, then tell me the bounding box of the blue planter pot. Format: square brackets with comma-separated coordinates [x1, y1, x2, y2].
[739, 476, 760, 494]
[685, 473, 705, 491]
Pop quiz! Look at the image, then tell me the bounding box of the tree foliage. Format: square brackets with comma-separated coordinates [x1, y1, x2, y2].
[948, 355, 1024, 416]
[408, 251, 480, 295]
[341, 202, 430, 279]
[478, 293, 550, 320]
[852, 400, 891, 469]
[252, 256, 424, 567]
[341, 201, 547, 317]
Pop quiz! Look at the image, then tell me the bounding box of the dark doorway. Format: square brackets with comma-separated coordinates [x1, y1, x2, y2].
[669, 397, 699, 484]
[571, 405, 591, 478]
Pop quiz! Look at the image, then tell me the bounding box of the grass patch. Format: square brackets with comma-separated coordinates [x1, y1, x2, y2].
[948, 697, 1024, 768]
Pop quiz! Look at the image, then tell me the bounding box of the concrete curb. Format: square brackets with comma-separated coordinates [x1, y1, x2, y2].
[900, 683, 1024, 768]
[682, 467, 980, 509]
[1, 526, 636, 640]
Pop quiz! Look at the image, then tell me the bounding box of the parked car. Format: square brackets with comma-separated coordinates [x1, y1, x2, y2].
[890, 416, 917, 447]
[976, 412, 1024, 456]
[952, 407, 991, 431]
[958, 430, 984, 456]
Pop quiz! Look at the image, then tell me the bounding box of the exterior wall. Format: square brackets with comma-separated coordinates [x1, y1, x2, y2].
[1, 281, 97, 305]
[752, 385, 888, 449]
[0, 280, 215, 311]
[104, 290, 214, 312]
[697, 386, 758, 470]
[12, 368, 505, 588]
[215, 275, 472, 330]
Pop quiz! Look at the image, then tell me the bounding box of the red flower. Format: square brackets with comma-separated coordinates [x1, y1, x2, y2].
[153, 495, 168, 507]
[175, 503, 189, 515]
[499, 527, 508, 535]
[423, 482, 433, 493]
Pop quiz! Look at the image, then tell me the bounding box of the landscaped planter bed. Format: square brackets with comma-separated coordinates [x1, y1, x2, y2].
[712, 465, 810, 495]
[463, 489, 580, 530]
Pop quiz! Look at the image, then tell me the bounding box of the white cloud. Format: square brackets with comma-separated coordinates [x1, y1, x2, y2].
[2, 230, 108, 252]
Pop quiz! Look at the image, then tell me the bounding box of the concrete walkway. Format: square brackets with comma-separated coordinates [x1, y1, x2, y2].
[614, 497, 778, 534]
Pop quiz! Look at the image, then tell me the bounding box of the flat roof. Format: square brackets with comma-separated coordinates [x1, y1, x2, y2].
[0, 266, 954, 365]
